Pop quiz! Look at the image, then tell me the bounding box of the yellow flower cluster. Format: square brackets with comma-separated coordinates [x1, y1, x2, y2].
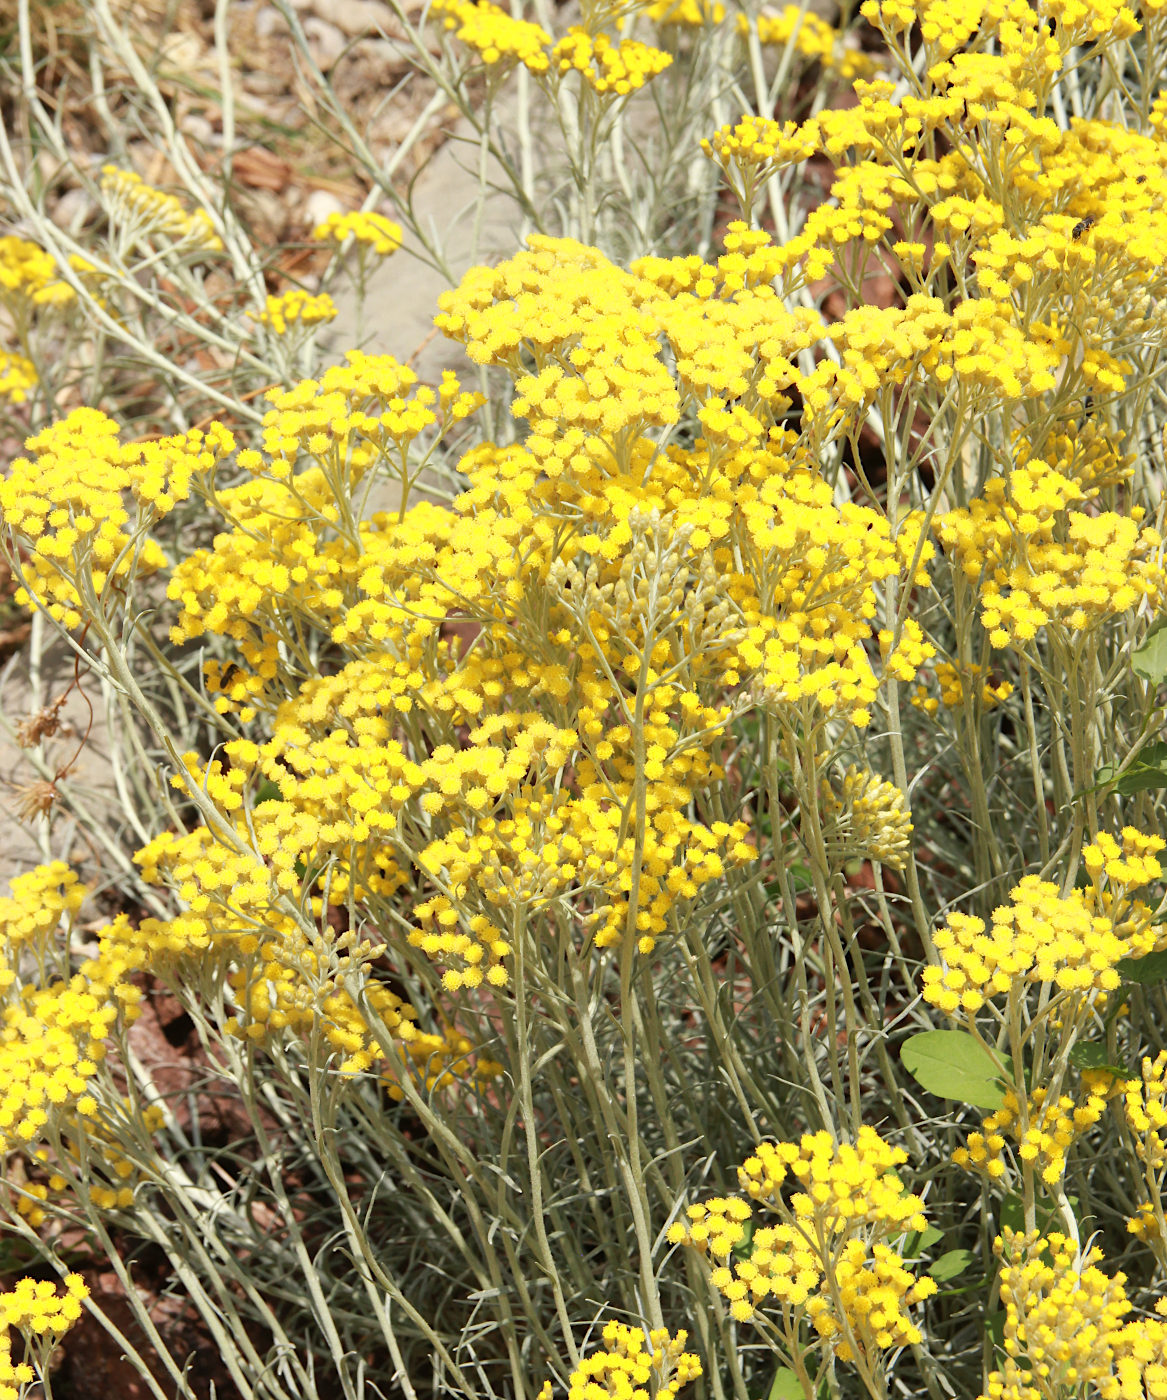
[389, 1025, 503, 1101]
[984, 1230, 1167, 1400]
[702, 116, 819, 172]
[936, 461, 1167, 650]
[801, 298, 1060, 413]
[1122, 1051, 1167, 1250]
[311, 210, 403, 257]
[702, 117, 820, 215]
[808, 1239, 936, 1360]
[551, 28, 672, 95]
[0, 236, 74, 309]
[645, 0, 724, 22]
[100, 165, 221, 252]
[224, 958, 411, 1074]
[954, 1083, 1112, 1186]
[253, 289, 338, 335]
[14, 1101, 166, 1222]
[1125, 1051, 1167, 1168]
[0, 1275, 87, 1334]
[1084, 827, 1165, 891]
[669, 1129, 935, 1356]
[437, 232, 934, 728]
[0, 234, 75, 403]
[911, 661, 1013, 715]
[310, 620, 733, 961]
[0, 940, 139, 1148]
[167, 357, 480, 713]
[129, 818, 416, 1074]
[0, 408, 235, 629]
[252, 350, 476, 484]
[690, 0, 1167, 478]
[822, 766, 913, 870]
[0, 350, 36, 403]
[0, 865, 166, 1214]
[0, 1274, 87, 1400]
[923, 829, 1165, 1014]
[434, 0, 675, 96]
[168, 473, 358, 706]
[431, 0, 551, 72]
[538, 1323, 701, 1400]
[232, 630, 744, 957]
[0, 861, 85, 963]
[123, 758, 493, 1091]
[737, 1128, 928, 1231]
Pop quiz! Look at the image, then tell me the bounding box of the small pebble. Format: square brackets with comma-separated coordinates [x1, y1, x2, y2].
[310, 0, 395, 35]
[303, 15, 346, 70]
[179, 113, 216, 147]
[254, 6, 290, 39]
[303, 188, 348, 229]
[50, 187, 94, 233]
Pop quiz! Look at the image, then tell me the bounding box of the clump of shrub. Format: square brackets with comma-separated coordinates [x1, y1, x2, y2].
[3, 0, 1167, 1397]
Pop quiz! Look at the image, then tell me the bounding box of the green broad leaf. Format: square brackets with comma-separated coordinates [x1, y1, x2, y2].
[1097, 741, 1167, 796]
[253, 778, 285, 807]
[999, 1194, 1078, 1237]
[732, 1220, 756, 1259]
[900, 1030, 1008, 1110]
[1068, 1042, 1135, 1078]
[928, 1248, 975, 1282]
[990, 1198, 1018, 1232]
[986, 1310, 1006, 1351]
[766, 1369, 805, 1400]
[1132, 618, 1167, 684]
[897, 1224, 944, 1258]
[998, 1196, 1025, 1234]
[1117, 950, 1167, 986]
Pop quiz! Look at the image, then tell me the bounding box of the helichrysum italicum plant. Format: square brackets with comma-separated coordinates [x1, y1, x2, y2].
[6, 0, 1167, 1395]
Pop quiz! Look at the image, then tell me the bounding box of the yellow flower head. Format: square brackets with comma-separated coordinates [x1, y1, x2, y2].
[552, 28, 672, 96]
[0, 350, 37, 403]
[100, 166, 221, 252]
[0, 409, 234, 629]
[541, 1322, 702, 1400]
[672, 1130, 933, 1341]
[0, 236, 75, 308]
[822, 766, 913, 870]
[253, 289, 338, 336]
[955, 1084, 1112, 1186]
[924, 834, 1164, 1015]
[311, 210, 404, 257]
[985, 1230, 1166, 1400]
[431, 0, 551, 72]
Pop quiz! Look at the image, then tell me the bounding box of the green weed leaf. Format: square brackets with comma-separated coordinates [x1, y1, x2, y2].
[1117, 950, 1167, 986]
[1132, 619, 1167, 683]
[766, 1369, 804, 1400]
[898, 1224, 944, 1258]
[928, 1248, 974, 1281]
[1068, 1042, 1134, 1078]
[1096, 741, 1167, 796]
[918, 1224, 944, 1250]
[986, 1311, 1006, 1352]
[900, 1030, 1007, 1110]
[999, 1195, 1077, 1236]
